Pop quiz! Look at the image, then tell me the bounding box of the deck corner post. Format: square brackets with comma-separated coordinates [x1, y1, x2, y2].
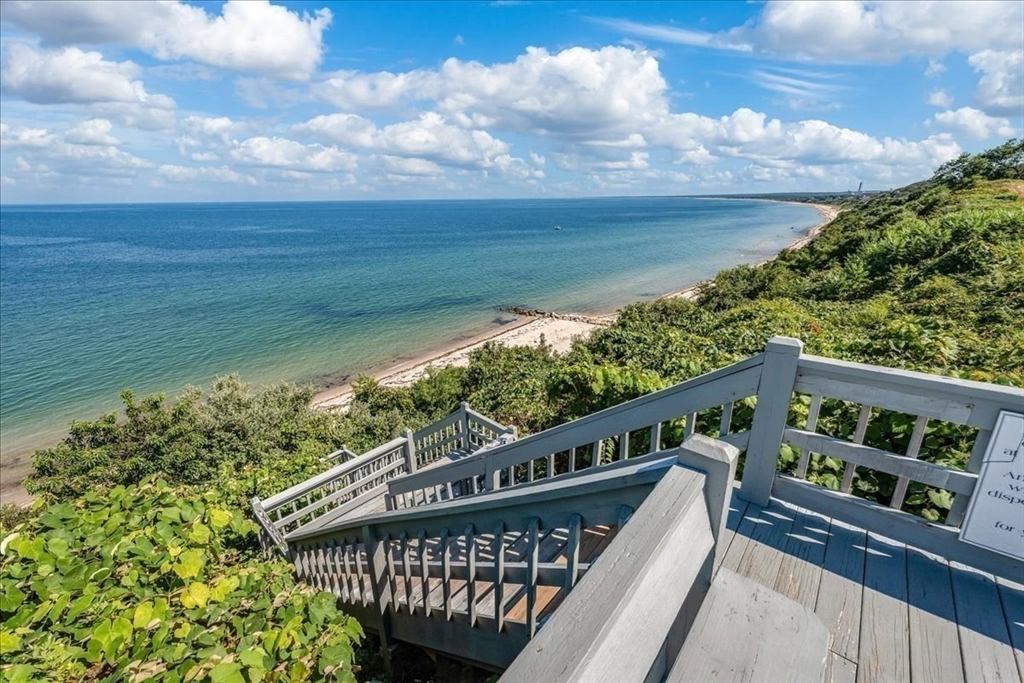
[460, 401, 471, 449]
[403, 428, 417, 474]
[676, 434, 740, 562]
[740, 336, 803, 506]
[362, 524, 393, 672]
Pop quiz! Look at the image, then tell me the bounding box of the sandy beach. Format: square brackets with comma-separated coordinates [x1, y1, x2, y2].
[313, 201, 839, 412]
[0, 201, 837, 505]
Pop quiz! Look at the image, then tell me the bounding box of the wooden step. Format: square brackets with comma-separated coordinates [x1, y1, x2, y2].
[667, 568, 829, 683]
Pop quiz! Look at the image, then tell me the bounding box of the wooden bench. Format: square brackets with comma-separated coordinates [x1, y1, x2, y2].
[668, 568, 829, 683]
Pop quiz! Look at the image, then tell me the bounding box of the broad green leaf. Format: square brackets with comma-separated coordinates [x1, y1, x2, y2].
[46, 537, 70, 559]
[238, 648, 268, 670]
[210, 576, 239, 603]
[134, 601, 154, 629]
[0, 630, 22, 653]
[208, 509, 232, 529]
[927, 489, 954, 510]
[173, 550, 204, 580]
[3, 664, 38, 683]
[179, 582, 209, 610]
[209, 662, 245, 683]
[187, 524, 210, 545]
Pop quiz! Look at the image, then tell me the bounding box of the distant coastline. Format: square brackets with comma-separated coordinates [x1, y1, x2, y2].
[0, 197, 831, 505]
[312, 200, 838, 413]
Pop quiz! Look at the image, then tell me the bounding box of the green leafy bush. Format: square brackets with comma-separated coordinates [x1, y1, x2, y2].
[0, 481, 362, 682]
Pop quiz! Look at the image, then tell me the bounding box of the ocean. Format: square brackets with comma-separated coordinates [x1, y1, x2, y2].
[0, 197, 819, 461]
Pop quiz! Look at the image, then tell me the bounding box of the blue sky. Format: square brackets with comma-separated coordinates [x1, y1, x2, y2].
[0, 0, 1021, 203]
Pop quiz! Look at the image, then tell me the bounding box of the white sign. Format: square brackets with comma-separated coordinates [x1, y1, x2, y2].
[960, 411, 1024, 560]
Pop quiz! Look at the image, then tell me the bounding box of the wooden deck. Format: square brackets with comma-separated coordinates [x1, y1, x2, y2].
[718, 488, 1024, 683]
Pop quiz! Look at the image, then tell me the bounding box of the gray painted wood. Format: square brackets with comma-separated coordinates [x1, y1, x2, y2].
[783, 428, 977, 495]
[996, 578, 1024, 683]
[795, 394, 823, 479]
[840, 405, 872, 493]
[950, 562, 1022, 683]
[733, 499, 797, 589]
[775, 507, 830, 609]
[889, 415, 928, 510]
[814, 518, 866, 663]
[741, 336, 803, 506]
[667, 568, 829, 683]
[857, 533, 909, 683]
[676, 434, 740, 567]
[825, 652, 857, 683]
[905, 548, 963, 683]
[772, 474, 1024, 582]
[500, 460, 714, 683]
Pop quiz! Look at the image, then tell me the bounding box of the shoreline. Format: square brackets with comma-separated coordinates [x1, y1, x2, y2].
[1, 199, 837, 504]
[313, 200, 838, 411]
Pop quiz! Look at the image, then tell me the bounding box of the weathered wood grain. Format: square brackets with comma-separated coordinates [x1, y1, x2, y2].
[905, 548, 963, 683]
[857, 533, 909, 683]
[950, 562, 1022, 683]
[815, 518, 866, 663]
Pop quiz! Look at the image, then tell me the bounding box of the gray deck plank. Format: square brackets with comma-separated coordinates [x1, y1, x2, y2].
[714, 493, 750, 574]
[815, 518, 867, 664]
[950, 562, 1022, 683]
[857, 533, 909, 683]
[826, 652, 857, 683]
[905, 548, 963, 683]
[731, 499, 797, 589]
[775, 506, 830, 609]
[996, 578, 1024, 683]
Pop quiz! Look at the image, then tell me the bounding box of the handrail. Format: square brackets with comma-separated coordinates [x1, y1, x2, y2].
[286, 436, 738, 670]
[252, 404, 515, 553]
[387, 353, 764, 507]
[739, 337, 1024, 582]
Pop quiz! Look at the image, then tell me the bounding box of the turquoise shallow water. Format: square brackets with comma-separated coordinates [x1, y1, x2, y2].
[0, 197, 819, 460]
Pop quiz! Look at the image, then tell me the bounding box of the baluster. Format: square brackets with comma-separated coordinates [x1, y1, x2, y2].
[547, 453, 556, 478]
[719, 402, 734, 437]
[890, 415, 929, 510]
[526, 517, 540, 637]
[494, 521, 506, 632]
[465, 524, 478, 627]
[568, 447, 576, 473]
[441, 527, 453, 621]
[327, 540, 341, 597]
[355, 542, 369, 607]
[565, 513, 581, 592]
[418, 530, 431, 617]
[445, 481, 454, 501]
[685, 412, 697, 437]
[649, 422, 662, 454]
[841, 405, 873, 492]
[341, 539, 354, 603]
[509, 465, 516, 487]
[795, 395, 822, 479]
[400, 532, 413, 614]
[591, 440, 602, 468]
[381, 534, 396, 612]
[618, 432, 629, 460]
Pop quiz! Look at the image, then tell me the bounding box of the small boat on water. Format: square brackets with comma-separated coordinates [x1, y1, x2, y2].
[554, 225, 562, 230]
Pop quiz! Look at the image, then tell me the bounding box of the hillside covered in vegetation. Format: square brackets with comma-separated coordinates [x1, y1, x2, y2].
[2, 140, 1022, 682]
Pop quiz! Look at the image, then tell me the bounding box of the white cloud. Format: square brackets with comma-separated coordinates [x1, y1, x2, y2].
[1, 43, 175, 109]
[158, 164, 257, 184]
[296, 112, 529, 173]
[1, 0, 332, 80]
[228, 137, 357, 172]
[0, 175, 16, 187]
[65, 118, 119, 145]
[925, 60, 946, 78]
[928, 90, 954, 108]
[0, 122, 56, 148]
[600, 1, 1023, 63]
[377, 155, 444, 177]
[969, 50, 1024, 117]
[933, 107, 1017, 140]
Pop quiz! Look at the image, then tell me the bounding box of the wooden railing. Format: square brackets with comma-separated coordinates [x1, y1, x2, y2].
[251, 404, 515, 553]
[738, 337, 1024, 581]
[285, 435, 739, 671]
[387, 355, 763, 508]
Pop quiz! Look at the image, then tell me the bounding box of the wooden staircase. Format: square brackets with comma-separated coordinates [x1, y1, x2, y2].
[252, 338, 1024, 682]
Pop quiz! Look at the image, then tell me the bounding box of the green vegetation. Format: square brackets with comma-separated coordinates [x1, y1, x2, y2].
[2, 140, 1021, 681]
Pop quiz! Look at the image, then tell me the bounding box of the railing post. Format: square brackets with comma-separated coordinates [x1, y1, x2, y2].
[739, 336, 803, 506]
[460, 401, 471, 450]
[362, 525, 393, 673]
[675, 434, 740, 569]
[403, 428, 417, 474]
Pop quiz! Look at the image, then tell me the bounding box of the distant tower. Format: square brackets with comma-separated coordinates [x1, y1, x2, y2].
[857, 181, 863, 196]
